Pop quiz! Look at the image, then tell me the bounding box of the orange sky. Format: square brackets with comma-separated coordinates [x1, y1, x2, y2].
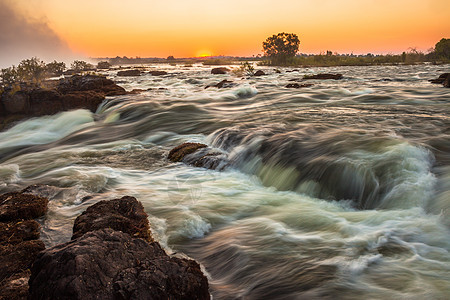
[8, 0, 450, 58]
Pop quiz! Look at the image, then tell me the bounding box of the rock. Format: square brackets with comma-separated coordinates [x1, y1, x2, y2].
[60, 91, 105, 112]
[253, 70, 265, 76]
[168, 143, 229, 170]
[117, 69, 141, 76]
[29, 229, 209, 300]
[168, 142, 208, 162]
[57, 74, 127, 96]
[205, 79, 234, 89]
[303, 73, 343, 80]
[0, 220, 41, 245]
[72, 196, 153, 242]
[274, 69, 281, 73]
[0, 192, 48, 222]
[1, 90, 29, 114]
[429, 73, 450, 87]
[211, 67, 230, 74]
[148, 70, 168, 76]
[285, 83, 314, 88]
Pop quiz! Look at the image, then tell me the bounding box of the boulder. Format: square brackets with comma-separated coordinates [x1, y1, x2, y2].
[148, 70, 168, 76]
[72, 196, 153, 242]
[285, 83, 314, 88]
[303, 73, 343, 80]
[253, 70, 265, 76]
[57, 74, 126, 96]
[0, 192, 48, 222]
[211, 67, 229, 74]
[168, 142, 208, 162]
[168, 143, 229, 170]
[1, 90, 30, 114]
[29, 229, 209, 300]
[205, 79, 234, 89]
[429, 73, 450, 88]
[0, 190, 48, 300]
[117, 69, 141, 76]
[60, 91, 105, 112]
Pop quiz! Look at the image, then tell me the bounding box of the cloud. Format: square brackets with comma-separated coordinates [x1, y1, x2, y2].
[0, 0, 74, 68]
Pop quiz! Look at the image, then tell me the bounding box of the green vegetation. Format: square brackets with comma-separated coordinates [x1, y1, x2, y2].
[71, 60, 94, 71]
[46, 61, 66, 76]
[202, 58, 237, 65]
[434, 38, 450, 60]
[232, 62, 255, 76]
[263, 32, 300, 65]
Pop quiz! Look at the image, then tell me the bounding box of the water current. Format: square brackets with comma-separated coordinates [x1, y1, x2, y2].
[0, 64, 449, 299]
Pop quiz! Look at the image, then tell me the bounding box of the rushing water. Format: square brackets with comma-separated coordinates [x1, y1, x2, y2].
[1, 64, 449, 299]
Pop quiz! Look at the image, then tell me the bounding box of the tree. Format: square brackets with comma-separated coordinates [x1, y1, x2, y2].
[71, 60, 94, 71]
[46, 61, 66, 76]
[16, 57, 46, 83]
[263, 32, 300, 65]
[434, 38, 450, 60]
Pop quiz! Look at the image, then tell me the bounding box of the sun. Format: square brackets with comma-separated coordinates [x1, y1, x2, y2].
[196, 50, 212, 58]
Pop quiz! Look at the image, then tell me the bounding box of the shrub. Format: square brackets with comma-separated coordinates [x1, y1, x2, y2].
[46, 61, 66, 76]
[97, 61, 111, 69]
[71, 60, 94, 71]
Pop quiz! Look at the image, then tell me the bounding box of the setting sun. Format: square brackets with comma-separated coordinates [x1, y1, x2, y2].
[196, 51, 212, 58]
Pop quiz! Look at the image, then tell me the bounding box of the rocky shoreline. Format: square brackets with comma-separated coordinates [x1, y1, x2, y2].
[0, 189, 209, 299]
[0, 74, 127, 131]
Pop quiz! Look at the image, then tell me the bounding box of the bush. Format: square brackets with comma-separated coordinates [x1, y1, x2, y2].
[46, 61, 66, 76]
[16, 57, 47, 83]
[71, 60, 94, 71]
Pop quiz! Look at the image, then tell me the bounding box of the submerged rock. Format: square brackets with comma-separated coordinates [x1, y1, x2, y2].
[168, 142, 208, 162]
[285, 83, 314, 88]
[148, 70, 168, 76]
[29, 229, 209, 300]
[253, 70, 265, 76]
[168, 142, 229, 170]
[429, 73, 450, 88]
[303, 73, 343, 80]
[117, 69, 141, 76]
[72, 196, 153, 242]
[211, 67, 230, 74]
[205, 79, 234, 89]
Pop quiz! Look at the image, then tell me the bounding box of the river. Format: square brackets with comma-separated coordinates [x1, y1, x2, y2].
[0, 64, 449, 299]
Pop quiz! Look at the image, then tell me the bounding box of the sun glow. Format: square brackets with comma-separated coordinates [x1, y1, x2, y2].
[196, 50, 212, 58]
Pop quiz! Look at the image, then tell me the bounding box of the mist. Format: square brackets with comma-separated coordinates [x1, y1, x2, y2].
[0, 0, 75, 68]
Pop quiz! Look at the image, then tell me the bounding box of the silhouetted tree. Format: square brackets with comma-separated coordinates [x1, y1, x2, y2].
[434, 38, 450, 60]
[167, 55, 175, 61]
[263, 32, 300, 65]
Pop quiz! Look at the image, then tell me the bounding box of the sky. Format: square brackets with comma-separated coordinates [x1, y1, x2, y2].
[1, 0, 449, 66]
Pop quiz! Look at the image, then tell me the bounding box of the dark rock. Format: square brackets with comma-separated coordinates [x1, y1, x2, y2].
[57, 74, 126, 96]
[205, 79, 234, 89]
[72, 196, 153, 242]
[117, 69, 141, 76]
[149, 70, 168, 76]
[285, 83, 314, 88]
[274, 69, 281, 73]
[0, 220, 40, 245]
[0, 192, 48, 222]
[429, 73, 450, 87]
[60, 91, 105, 112]
[0, 240, 45, 299]
[1, 90, 30, 114]
[303, 73, 343, 80]
[168, 142, 208, 162]
[29, 229, 209, 300]
[211, 67, 229, 74]
[253, 70, 265, 76]
[128, 89, 146, 94]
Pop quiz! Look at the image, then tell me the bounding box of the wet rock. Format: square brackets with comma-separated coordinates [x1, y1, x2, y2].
[149, 70, 168, 76]
[205, 79, 234, 89]
[0, 192, 48, 222]
[211, 67, 230, 74]
[72, 196, 153, 242]
[168, 142, 208, 162]
[285, 83, 314, 88]
[60, 90, 105, 112]
[429, 73, 450, 88]
[274, 69, 281, 73]
[117, 69, 141, 76]
[303, 73, 343, 80]
[253, 70, 265, 76]
[29, 229, 209, 300]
